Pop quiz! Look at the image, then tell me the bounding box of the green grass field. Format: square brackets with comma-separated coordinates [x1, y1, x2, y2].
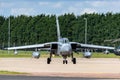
[0, 70, 27, 75]
[0, 50, 50, 58]
[0, 50, 120, 58]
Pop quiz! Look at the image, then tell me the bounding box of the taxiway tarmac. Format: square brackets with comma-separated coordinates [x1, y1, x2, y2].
[0, 75, 117, 80]
[0, 58, 120, 78]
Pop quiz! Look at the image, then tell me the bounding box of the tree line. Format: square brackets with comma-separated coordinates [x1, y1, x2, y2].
[0, 13, 120, 49]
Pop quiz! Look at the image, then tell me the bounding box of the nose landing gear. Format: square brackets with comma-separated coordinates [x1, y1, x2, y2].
[62, 55, 68, 64]
[63, 60, 68, 64]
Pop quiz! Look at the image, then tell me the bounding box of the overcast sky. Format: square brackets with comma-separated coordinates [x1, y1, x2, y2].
[0, 0, 120, 16]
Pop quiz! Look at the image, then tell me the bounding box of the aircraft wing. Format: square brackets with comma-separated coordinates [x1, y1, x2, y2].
[80, 43, 115, 50]
[70, 42, 115, 50]
[6, 42, 59, 50]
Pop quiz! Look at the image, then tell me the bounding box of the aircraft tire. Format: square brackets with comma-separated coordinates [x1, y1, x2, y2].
[63, 60, 68, 64]
[63, 60, 65, 64]
[66, 60, 68, 64]
[47, 58, 51, 64]
[84, 56, 91, 58]
[72, 58, 76, 64]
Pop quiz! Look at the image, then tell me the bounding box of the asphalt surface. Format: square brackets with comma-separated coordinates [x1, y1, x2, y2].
[0, 75, 118, 80]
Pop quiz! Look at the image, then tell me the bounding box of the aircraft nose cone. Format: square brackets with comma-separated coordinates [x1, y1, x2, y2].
[60, 44, 71, 52]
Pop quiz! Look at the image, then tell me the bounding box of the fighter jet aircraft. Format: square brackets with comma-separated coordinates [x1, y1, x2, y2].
[6, 16, 116, 64]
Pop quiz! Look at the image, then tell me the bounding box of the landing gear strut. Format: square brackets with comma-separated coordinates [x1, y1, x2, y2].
[71, 53, 76, 64]
[47, 52, 52, 64]
[62, 55, 68, 64]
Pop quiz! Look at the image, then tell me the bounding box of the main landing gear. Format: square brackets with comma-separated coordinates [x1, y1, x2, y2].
[71, 53, 76, 64]
[47, 58, 51, 64]
[47, 52, 76, 64]
[47, 52, 52, 64]
[72, 58, 76, 64]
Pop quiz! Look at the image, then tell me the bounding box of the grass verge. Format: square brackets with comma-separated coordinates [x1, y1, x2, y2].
[0, 50, 120, 58]
[0, 70, 27, 75]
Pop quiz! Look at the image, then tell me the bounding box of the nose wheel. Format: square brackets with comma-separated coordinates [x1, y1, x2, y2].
[63, 60, 68, 64]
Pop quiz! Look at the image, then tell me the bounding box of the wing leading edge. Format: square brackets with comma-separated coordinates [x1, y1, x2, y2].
[80, 43, 115, 50]
[70, 42, 115, 50]
[6, 42, 59, 50]
[6, 44, 45, 50]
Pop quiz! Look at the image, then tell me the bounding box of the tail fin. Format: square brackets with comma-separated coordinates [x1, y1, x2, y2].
[56, 16, 61, 41]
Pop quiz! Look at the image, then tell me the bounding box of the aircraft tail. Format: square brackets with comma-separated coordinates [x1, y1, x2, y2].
[56, 16, 61, 41]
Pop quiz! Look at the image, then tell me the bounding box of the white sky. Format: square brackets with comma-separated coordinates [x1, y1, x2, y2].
[0, 0, 120, 16]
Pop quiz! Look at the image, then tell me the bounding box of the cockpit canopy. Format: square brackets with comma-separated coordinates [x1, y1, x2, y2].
[59, 38, 69, 44]
[116, 46, 120, 49]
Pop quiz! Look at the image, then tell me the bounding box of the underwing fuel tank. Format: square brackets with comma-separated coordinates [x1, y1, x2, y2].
[14, 50, 18, 55]
[32, 51, 40, 59]
[83, 51, 92, 58]
[114, 49, 120, 56]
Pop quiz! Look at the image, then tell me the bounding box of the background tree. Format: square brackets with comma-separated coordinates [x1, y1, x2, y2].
[0, 13, 120, 48]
